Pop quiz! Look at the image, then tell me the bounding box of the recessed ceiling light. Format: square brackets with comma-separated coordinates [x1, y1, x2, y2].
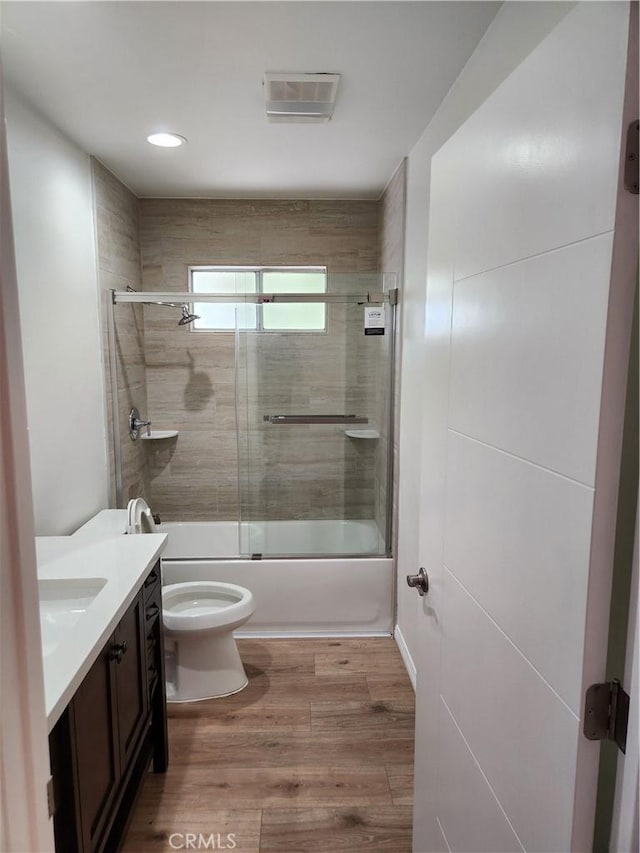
[146, 132, 187, 148]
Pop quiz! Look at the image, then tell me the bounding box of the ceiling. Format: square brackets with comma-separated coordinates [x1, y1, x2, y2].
[0, 1, 500, 199]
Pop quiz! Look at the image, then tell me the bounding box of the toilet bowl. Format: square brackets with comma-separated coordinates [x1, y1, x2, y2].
[162, 581, 255, 702]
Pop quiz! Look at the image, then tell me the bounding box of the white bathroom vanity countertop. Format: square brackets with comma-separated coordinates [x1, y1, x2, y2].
[36, 531, 167, 731]
[71, 508, 129, 539]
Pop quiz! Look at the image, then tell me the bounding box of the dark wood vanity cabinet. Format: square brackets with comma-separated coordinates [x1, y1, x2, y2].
[49, 561, 167, 853]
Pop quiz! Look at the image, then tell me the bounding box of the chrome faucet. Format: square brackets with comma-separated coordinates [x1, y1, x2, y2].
[129, 407, 151, 440]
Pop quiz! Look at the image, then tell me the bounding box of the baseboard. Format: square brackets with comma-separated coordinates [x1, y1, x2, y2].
[234, 630, 393, 639]
[394, 623, 416, 691]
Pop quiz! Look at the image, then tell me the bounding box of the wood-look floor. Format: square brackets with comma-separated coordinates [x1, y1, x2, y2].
[124, 638, 415, 852]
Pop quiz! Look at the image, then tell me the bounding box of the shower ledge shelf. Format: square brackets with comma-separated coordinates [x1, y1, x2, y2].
[344, 429, 380, 440]
[141, 430, 179, 440]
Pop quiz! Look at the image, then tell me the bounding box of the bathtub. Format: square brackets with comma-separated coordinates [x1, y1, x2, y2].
[160, 520, 394, 636]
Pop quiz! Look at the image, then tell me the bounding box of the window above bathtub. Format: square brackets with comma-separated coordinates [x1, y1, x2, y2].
[189, 266, 327, 332]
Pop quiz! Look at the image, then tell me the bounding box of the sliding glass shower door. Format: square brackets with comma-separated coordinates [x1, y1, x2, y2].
[235, 273, 395, 558]
[109, 273, 396, 559]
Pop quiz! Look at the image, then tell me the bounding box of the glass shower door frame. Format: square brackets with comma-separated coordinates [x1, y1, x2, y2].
[110, 286, 398, 557]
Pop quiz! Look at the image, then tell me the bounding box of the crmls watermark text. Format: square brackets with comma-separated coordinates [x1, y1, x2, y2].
[168, 833, 237, 850]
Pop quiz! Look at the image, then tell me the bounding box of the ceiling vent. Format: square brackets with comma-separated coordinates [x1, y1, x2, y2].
[263, 73, 340, 123]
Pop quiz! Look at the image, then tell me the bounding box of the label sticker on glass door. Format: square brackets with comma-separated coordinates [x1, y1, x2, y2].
[364, 306, 385, 335]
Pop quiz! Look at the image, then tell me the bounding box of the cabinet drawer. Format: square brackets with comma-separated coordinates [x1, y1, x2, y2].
[145, 599, 161, 627]
[146, 633, 159, 684]
[143, 560, 161, 602]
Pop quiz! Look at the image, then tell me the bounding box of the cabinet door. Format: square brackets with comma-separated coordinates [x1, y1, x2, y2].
[71, 641, 120, 852]
[113, 589, 149, 771]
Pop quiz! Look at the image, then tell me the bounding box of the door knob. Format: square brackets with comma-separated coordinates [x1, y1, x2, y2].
[407, 567, 429, 596]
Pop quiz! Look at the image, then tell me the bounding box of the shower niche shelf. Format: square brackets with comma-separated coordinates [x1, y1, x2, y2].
[344, 429, 380, 440]
[141, 430, 179, 441]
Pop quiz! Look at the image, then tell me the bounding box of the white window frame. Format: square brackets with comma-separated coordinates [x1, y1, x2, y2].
[188, 265, 328, 333]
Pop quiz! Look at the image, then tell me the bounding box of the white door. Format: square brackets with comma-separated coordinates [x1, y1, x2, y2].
[411, 3, 637, 852]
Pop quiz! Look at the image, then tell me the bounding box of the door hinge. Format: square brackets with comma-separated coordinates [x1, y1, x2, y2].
[46, 776, 56, 818]
[624, 120, 639, 194]
[584, 678, 630, 753]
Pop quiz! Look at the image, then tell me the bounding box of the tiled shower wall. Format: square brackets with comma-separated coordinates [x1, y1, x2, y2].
[92, 159, 150, 505]
[377, 160, 407, 548]
[137, 199, 382, 522]
[97, 168, 405, 535]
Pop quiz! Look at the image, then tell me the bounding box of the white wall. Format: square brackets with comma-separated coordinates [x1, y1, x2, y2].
[395, 1, 576, 672]
[0, 71, 54, 853]
[6, 91, 108, 535]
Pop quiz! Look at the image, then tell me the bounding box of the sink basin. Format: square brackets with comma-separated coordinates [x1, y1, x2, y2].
[39, 578, 107, 658]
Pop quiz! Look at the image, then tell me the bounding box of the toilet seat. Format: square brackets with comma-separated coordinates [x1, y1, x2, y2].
[163, 581, 254, 633]
[126, 497, 156, 535]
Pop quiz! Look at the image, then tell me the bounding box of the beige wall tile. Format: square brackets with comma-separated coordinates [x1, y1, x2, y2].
[138, 198, 382, 526]
[377, 160, 406, 551]
[92, 158, 147, 507]
[97, 187, 399, 538]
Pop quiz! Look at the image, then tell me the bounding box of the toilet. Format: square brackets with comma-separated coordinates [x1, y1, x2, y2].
[162, 581, 255, 702]
[125, 498, 256, 702]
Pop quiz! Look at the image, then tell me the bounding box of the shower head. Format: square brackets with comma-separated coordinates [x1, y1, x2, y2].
[178, 305, 200, 326]
[139, 296, 199, 326]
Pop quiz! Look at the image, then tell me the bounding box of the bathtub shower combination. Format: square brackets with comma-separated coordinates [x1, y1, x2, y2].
[109, 272, 397, 636]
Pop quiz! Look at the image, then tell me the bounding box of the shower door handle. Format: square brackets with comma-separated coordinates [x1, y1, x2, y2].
[263, 414, 369, 425]
[407, 568, 429, 596]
